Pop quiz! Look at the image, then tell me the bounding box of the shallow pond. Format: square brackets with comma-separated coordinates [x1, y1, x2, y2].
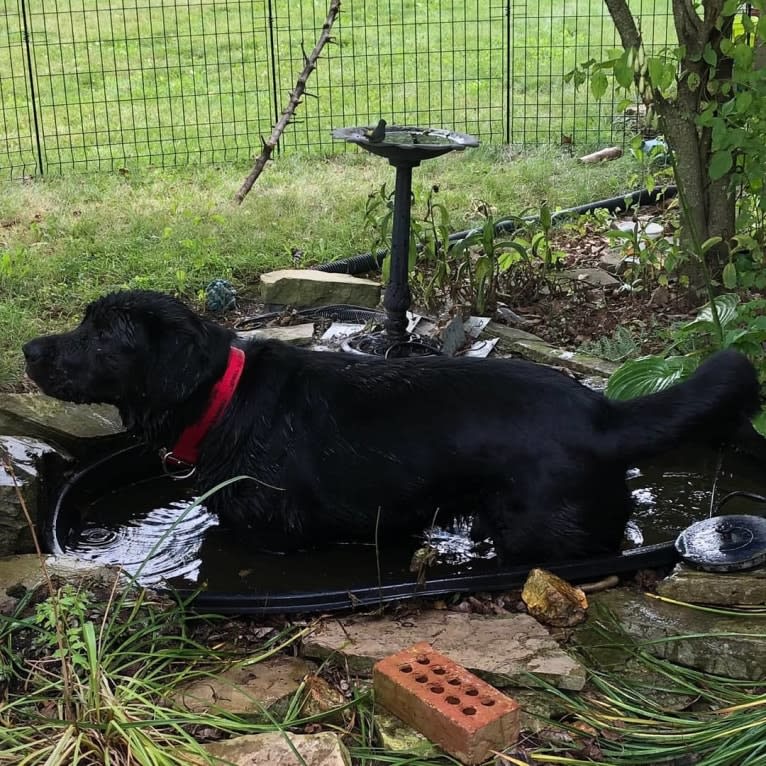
[53, 444, 765, 595]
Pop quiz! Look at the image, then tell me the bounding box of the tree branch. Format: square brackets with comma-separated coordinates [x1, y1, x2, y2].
[234, 0, 341, 204]
[603, 0, 642, 49]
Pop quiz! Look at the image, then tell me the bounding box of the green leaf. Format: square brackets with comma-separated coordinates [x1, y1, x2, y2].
[692, 293, 740, 328]
[735, 90, 753, 112]
[722, 261, 737, 289]
[687, 70, 701, 92]
[614, 58, 634, 89]
[606, 356, 689, 400]
[700, 236, 723, 254]
[703, 44, 718, 67]
[752, 409, 766, 438]
[709, 150, 733, 180]
[540, 201, 552, 230]
[591, 69, 609, 100]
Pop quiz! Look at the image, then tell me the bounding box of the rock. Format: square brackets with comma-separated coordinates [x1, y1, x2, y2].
[0, 436, 71, 556]
[555, 268, 620, 288]
[0, 554, 125, 606]
[174, 655, 316, 718]
[506, 339, 619, 378]
[483, 321, 544, 346]
[656, 564, 766, 606]
[598, 249, 638, 275]
[511, 689, 567, 734]
[302, 611, 586, 691]
[439, 315, 467, 356]
[238, 323, 316, 346]
[374, 708, 439, 756]
[198, 731, 350, 766]
[587, 588, 766, 681]
[0, 394, 125, 455]
[301, 673, 349, 724]
[260, 269, 381, 309]
[522, 569, 588, 627]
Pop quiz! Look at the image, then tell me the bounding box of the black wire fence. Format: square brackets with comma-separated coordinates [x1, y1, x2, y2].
[0, 1, 673, 178]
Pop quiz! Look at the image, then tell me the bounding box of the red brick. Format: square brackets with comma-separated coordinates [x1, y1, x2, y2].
[373, 641, 519, 765]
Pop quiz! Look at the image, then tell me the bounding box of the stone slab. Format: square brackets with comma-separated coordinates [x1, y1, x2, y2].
[238, 323, 316, 346]
[507, 339, 619, 379]
[374, 709, 440, 757]
[656, 564, 766, 606]
[302, 611, 585, 691]
[589, 588, 766, 681]
[174, 655, 315, 717]
[555, 267, 620, 287]
[483, 321, 544, 345]
[0, 393, 124, 446]
[260, 269, 381, 309]
[199, 731, 350, 766]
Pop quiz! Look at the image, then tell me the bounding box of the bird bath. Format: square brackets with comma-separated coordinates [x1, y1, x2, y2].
[332, 124, 479, 356]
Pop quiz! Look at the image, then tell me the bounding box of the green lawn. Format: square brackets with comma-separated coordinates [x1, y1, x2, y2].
[0, 147, 641, 388]
[0, 0, 674, 177]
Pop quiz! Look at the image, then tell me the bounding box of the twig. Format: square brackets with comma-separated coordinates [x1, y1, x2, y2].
[234, 0, 341, 204]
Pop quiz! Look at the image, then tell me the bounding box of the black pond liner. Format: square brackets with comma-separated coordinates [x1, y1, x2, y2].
[48, 444, 680, 615]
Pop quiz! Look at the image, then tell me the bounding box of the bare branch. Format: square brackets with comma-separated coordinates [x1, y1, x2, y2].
[235, 0, 341, 204]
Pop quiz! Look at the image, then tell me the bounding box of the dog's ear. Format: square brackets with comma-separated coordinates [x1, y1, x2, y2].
[140, 304, 234, 408]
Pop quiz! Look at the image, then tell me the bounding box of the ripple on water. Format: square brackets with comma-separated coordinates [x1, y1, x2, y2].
[63, 496, 218, 586]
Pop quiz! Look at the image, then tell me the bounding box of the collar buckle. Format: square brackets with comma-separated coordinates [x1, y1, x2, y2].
[159, 449, 196, 480]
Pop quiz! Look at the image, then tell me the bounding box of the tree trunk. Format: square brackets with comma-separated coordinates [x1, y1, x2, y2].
[604, 0, 735, 299]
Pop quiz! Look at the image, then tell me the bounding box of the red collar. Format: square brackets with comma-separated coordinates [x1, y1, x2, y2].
[161, 346, 245, 477]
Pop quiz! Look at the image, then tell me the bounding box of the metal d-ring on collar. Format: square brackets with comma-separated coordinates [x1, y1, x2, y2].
[159, 448, 197, 480]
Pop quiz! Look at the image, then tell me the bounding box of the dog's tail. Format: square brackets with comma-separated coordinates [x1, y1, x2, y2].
[602, 349, 761, 463]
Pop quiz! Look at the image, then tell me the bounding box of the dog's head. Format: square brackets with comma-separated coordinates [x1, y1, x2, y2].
[23, 290, 234, 411]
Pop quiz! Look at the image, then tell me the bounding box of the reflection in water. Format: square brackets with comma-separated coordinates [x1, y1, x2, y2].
[59, 445, 765, 591]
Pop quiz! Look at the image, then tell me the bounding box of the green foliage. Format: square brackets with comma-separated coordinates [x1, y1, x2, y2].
[606, 293, 766, 433]
[578, 324, 643, 362]
[567, 2, 766, 289]
[33, 585, 93, 671]
[363, 186, 572, 315]
[530, 604, 766, 765]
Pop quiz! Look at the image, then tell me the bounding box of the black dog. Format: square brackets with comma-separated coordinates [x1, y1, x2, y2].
[23, 290, 761, 563]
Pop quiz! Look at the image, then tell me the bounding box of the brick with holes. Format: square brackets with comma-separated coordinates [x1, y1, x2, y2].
[372, 641, 520, 765]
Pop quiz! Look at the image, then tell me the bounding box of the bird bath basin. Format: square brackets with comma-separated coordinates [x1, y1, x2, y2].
[332, 124, 479, 356]
[332, 125, 480, 162]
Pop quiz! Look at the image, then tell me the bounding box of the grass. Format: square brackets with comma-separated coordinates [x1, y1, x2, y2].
[0, 147, 643, 389]
[1, 0, 674, 176]
[524, 605, 766, 766]
[5, 574, 765, 765]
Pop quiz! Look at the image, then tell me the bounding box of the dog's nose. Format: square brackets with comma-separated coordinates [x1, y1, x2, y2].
[22, 338, 45, 365]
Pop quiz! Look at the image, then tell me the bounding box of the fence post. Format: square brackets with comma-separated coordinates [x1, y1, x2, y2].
[266, 0, 281, 156]
[18, 0, 44, 175]
[505, 0, 511, 145]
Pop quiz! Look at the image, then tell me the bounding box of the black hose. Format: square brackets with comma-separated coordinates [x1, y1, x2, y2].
[313, 186, 678, 276]
[314, 249, 387, 274]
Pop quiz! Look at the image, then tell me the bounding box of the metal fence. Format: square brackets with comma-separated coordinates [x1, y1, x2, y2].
[0, 1, 673, 178]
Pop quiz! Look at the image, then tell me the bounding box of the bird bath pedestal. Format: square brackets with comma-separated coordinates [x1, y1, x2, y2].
[332, 125, 479, 356]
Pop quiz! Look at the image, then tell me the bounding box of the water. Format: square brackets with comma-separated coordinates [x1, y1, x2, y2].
[55, 444, 765, 592]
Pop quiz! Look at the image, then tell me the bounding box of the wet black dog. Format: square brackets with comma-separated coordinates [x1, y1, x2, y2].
[23, 290, 761, 562]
